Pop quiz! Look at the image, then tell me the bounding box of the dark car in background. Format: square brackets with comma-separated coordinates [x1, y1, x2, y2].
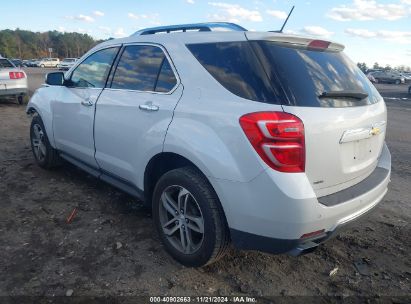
[371, 70, 405, 84]
[11, 59, 23, 67]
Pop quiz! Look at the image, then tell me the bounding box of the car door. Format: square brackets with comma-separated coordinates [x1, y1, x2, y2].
[94, 44, 182, 189]
[52, 46, 120, 168]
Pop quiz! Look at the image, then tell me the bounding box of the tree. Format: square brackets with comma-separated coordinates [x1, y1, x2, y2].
[357, 62, 368, 73]
[373, 62, 380, 69]
[0, 29, 98, 59]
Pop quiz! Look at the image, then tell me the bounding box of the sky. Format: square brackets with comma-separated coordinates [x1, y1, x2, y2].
[1, 0, 410, 67]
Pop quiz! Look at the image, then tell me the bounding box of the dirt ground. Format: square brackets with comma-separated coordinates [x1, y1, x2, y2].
[0, 75, 410, 301]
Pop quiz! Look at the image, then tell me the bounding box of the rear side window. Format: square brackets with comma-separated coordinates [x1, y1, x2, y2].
[252, 41, 380, 107]
[0, 59, 14, 68]
[187, 42, 282, 104]
[70, 47, 119, 88]
[155, 59, 177, 92]
[111, 45, 177, 92]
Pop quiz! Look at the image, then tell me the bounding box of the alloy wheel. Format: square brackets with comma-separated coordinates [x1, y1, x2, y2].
[32, 123, 47, 161]
[159, 185, 204, 254]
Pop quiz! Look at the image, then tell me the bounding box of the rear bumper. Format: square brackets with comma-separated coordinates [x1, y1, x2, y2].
[0, 87, 28, 96]
[211, 143, 391, 255]
[230, 183, 385, 256]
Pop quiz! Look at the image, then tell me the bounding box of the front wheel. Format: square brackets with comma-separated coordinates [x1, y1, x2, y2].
[152, 167, 230, 267]
[395, 79, 401, 85]
[30, 115, 60, 169]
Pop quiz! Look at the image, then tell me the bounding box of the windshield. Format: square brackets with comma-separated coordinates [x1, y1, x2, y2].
[253, 41, 381, 107]
[0, 59, 14, 68]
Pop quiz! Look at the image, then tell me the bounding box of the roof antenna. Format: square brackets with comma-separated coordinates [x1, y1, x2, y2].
[279, 5, 295, 33]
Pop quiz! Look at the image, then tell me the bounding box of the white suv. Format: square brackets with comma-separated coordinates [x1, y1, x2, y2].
[57, 58, 78, 70]
[36, 58, 60, 68]
[26, 23, 391, 267]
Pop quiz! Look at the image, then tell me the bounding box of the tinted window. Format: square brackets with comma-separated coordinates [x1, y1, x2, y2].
[0, 59, 14, 68]
[155, 59, 177, 92]
[70, 47, 118, 88]
[187, 42, 282, 104]
[112, 45, 175, 92]
[253, 41, 380, 107]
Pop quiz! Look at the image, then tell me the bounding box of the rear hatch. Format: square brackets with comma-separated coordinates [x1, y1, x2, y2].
[246, 32, 386, 197]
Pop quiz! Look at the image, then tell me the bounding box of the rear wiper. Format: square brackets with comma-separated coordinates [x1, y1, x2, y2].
[319, 91, 368, 100]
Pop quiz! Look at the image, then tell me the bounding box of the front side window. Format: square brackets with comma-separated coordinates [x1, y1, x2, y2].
[111, 45, 177, 92]
[70, 47, 119, 88]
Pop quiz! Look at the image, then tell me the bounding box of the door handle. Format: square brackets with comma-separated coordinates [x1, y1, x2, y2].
[139, 103, 159, 112]
[81, 99, 93, 107]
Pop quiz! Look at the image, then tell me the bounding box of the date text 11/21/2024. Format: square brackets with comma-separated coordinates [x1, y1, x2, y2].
[149, 296, 257, 303]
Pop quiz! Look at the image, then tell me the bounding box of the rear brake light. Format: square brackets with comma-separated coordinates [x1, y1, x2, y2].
[308, 40, 331, 50]
[240, 112, 305, 173]
[9, 71, 25, 79]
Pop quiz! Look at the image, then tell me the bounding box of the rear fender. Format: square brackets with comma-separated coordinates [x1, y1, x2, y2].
[163, 117, 266, 183]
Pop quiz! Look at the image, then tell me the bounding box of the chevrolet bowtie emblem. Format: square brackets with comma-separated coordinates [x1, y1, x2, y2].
[370, 127, 381, 136]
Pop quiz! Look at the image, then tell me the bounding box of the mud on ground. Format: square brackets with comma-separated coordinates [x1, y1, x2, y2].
[0, 99, 410, 300]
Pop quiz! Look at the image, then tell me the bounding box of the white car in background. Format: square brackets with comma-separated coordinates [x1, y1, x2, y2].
[27, 22, 391, 267]
[0, 57, 28, 104]
[57, 58, 78, 70]
[36, 58, 60, 68]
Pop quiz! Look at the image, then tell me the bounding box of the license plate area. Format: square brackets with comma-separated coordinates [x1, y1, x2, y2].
[340, 135, 382, 174]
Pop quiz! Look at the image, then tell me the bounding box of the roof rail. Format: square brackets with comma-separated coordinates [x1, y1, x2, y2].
[132, 22, 247, 36]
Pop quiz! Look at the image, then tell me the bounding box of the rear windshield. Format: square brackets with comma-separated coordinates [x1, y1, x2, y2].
[0, 59, 14, 68]
[187, 41, 380, 107]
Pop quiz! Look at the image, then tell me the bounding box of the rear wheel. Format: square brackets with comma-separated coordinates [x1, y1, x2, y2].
[17, 95, 24, 105]
[30, 115, 60, 169]
[152, 167, 230, 267]
[408, 86, 411, 95]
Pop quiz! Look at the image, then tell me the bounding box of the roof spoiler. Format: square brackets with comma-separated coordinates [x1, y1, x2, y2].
[246, 32, 345, 52]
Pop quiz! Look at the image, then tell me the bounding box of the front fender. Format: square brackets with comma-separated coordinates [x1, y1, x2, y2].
[26, 87, 56, 148]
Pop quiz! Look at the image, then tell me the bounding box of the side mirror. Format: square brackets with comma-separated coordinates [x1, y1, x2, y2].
[45, 72, 65, 86]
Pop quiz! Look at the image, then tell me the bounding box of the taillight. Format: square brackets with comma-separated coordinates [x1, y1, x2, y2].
[239, 112, 305, 173]
[9, 71, 25, 79]
[307, 40, 331, 51]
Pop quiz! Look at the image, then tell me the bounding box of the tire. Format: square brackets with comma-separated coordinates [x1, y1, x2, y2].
[395, 79, 401, 85]
[152, 166, 230, 267]
[17, 95, 24, 105]
[30, 115, 60, 169]
[40, 64, 45, 68]
[408, 86, 411, 95]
